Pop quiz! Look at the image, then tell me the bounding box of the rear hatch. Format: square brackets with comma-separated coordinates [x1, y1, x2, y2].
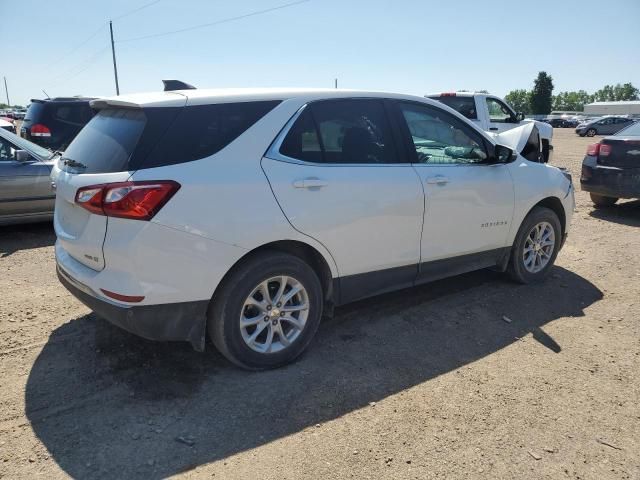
[21, 101, 47, 140]
[598, 137, 640, 169]
[53, 100, 185, 270]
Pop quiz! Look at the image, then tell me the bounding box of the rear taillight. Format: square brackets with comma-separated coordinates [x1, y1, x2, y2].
[586, 143, 600, 156]
[75, 181, 180, 220]
[599, 144, 612, 157]
[30, 123, 51, 137]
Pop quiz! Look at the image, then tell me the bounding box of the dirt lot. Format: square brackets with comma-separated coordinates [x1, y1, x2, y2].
[0, 129, 638, 479]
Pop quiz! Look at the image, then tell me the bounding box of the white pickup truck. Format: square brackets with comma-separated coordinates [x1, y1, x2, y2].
[427, 92, 553, 163]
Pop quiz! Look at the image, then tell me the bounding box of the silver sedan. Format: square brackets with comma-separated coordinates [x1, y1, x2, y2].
[0, 128, 59, 225]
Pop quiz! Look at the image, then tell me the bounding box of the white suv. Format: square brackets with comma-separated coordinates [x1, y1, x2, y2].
[53, 87, 574, 369]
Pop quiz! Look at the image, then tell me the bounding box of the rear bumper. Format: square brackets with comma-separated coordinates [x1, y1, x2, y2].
[580, 157, 640, 199]
[57, 263, 209, 351]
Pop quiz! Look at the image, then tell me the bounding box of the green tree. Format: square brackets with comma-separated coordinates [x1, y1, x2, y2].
[552, 90, 592, 111]
[505, 89, 531, 114]
[530, 71, 554, 114]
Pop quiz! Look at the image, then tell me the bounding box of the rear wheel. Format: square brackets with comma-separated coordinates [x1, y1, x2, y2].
[586, 128, 597, 137]
[208, 252, 323, 370]
[508, 207, 561, 284]
[590, 193, 618, 207]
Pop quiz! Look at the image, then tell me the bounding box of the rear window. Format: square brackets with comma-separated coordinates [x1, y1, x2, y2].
[60, 101, 280, 174]
[616, 121, 640, 136]
[429, 96, 478, 120]
[61, 109, 147, 173]
[24, 102, 45, 121]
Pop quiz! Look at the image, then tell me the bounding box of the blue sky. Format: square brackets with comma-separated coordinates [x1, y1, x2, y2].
[2, 0, 639, 106]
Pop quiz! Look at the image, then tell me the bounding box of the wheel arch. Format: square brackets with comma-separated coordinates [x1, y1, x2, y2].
[210, 239, 336, 313]
[531, 196, 566, 236]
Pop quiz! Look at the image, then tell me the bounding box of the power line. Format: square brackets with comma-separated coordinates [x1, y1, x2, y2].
[43, 24, 106, 70]
[42, 0, 162, 71]
[48, 46, 110, 85]
[117, 0, 311, 43]
[111, 0, 163, 21]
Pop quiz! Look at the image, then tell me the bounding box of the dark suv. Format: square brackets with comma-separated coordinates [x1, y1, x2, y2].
[21, 97, 96, 151]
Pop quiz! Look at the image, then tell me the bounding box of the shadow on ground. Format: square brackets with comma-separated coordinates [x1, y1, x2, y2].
[26, 266, 602, 478]
[0, 222, 55, 258]
[588, 199, 640, 227]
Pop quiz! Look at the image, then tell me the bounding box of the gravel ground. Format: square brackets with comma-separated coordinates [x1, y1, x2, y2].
[0, 129, 638, 479]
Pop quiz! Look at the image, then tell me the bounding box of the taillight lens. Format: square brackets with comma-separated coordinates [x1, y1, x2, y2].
[599, 144, 612, 157]
[75, 181, 180, 220]
[30, 123, 51, 137]
[586, 143, 600, 156]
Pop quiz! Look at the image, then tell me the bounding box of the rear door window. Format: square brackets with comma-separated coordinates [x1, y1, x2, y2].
[429, 96, 477, 120]
[279, 99, 398, 164]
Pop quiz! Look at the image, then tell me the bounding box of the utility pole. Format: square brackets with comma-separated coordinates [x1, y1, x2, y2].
[3, 77, 10, 107]
[109, 21, 120, 95]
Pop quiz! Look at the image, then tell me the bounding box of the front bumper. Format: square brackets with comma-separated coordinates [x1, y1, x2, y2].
[57, 263, 209, 351]
[580, 156, 640, 199]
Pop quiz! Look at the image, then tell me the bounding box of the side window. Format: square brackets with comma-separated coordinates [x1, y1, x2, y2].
[280, 99, 397, 164]
[433, 96, 477, 120]
[397, 102, 487, 165]
[142, 101, 281, 169]
[486, 98, 514, 123]
[0, 138, 17, 161]
[279, 109, 322, 163]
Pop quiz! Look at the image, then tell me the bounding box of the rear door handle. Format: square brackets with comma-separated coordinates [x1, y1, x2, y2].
[489, 127, 498, 131]
[292, 178, 328, 189]
[426, 175, 450, 185]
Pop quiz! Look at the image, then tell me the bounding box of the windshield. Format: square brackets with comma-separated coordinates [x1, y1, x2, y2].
[616, 121, 640, 136]
[0, 127, 53, 160]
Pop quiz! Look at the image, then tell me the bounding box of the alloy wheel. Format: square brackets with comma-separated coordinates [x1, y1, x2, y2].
[522, 221, 556, 273]
[239, 276, 309, 354]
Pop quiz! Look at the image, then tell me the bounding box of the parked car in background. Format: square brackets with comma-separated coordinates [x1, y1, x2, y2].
[53, 87, 574, 370]
[546, 118, 570, 128]
[21, 97, 96, 151]
[581, 120, 640, 207]
[427, 92, 554, 162]
[0, 127, 58, 225]
[575, 116, 635, 137]
[1, 118, 16, 134]
[11, 108, 27, 120]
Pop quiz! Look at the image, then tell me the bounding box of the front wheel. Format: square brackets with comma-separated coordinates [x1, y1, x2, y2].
[586, 128, 597, 137]
[508, 207, 562, 284]
[208, 252, 323, 370]
[590, 193, 618, 207]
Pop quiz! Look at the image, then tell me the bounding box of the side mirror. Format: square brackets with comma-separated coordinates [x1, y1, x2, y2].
[492, 144, 516, 164]
[516, 112, 525, 121]
[15, 150, 33, 162]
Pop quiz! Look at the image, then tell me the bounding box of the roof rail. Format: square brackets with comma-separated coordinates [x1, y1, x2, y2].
[162, 80, 196, 91]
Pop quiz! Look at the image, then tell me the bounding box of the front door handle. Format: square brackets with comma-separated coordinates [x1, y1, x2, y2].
[292, 178, 328, 189]
[489, 127, 498, 131]
[426, 175, 450, 185]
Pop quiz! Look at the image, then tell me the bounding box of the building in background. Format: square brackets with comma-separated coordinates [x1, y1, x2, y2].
[584, 101, 640, 117]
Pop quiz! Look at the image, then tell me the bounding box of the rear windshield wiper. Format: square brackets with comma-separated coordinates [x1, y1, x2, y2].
[61, 157, 87, 170]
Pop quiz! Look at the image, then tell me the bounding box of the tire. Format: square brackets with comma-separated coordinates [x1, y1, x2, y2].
[507, 206, 562, 284]
[586, 128, 597, 137]
[208, 251, 323, 370]
[590, 193, 618, 207]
